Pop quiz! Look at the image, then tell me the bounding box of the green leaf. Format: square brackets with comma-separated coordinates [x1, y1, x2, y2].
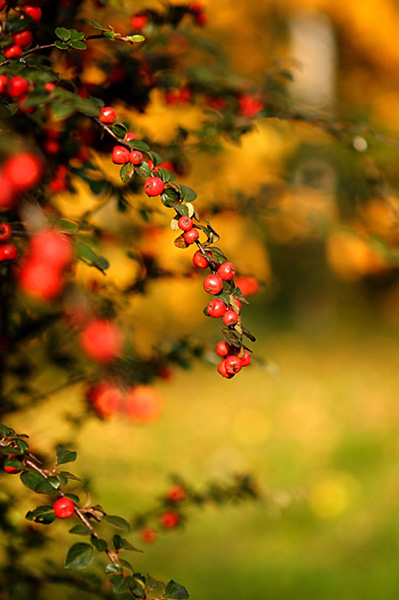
[51, 100, 75, 119]
[21, 470, 48, 492]
[0, 424, 14, 437]
[104, 31, 116, 41]
[135, 162, 152, 178]
[55, 27, 70, 41]
[69, 525, 90, 535]
[174, 204, 189, 217]
[90, 20, 108, 31]
[113, 535, 143, 552]
[76, 241, 98, 262]
[93, 255, 110, 273]
[54, 40, 69, 50]
[157, 168, 176, 183]
[164, 580, 189, 600]
[68, 29, 85, 41]
[57, 447, 77, 466]
[65, 543, 94, 570]
[161, 188, 180, 206]
[231, 286, 249, 304]
[26, 505, 55, 525]
[105, 563, 122, 574]
[120, 162, 134, 183]
[56, 219, 79, 234]
[119, 558, 134, 573]
[128, 139, 150, 152]
[129, 34, 145, 43]
[146, 574, 165, 595]
[91, 535, 108, 552]
[104, 514, 130, 532]
[111, 574, 135, 594]
[179, 185, 197, 203]
[69, 40, 87, 50]
[242, 326, 256, 342]
[4, 456, 22, 469]
[112, 123, 128, 137]
[148, 152, 163, 166]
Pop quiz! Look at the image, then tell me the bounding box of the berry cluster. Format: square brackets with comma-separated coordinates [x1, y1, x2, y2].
[0, 223, 17, 263]
[86, 381, 163, 422]
[1, 2, 40, 59]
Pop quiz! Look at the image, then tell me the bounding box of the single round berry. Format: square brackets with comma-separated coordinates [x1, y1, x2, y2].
[183, 228, 199, 245]
[0, 75, 8, 93]
[23, 5, 42, 21]
[129, 150, 143, 165]
[203, 273, 223, 295]
[217, 261, 236, 281]
[12, 30, 33, 48]
[0, 243, 17, 262]
[30, 229, 73, 270]
[0, 222, 12, 242]
[125, 385, 163, 423]
[19, 261, 63, 300]
[112, 145, 130, 164]
[217, 359, 233, 378]
[235, 276, 259, 296]
[130, 14, 147, 30]
[44, 82, 56, 92]
[207, 298, 227, 318]
[140, 527, 157, 543]
[177, 216, 193, 231]
[3, 152, 43, 192]
[80, 319, 123, 363]
[43, 139, 60, 154]
[223, 309, 238, 327]
[5, 45, 22, 59]
[225, 354, 242, 375]
[160, 511, 179, 529]
[99, 106, 116, 124]
[144, 176, 165, 196]
[193, 250, 211, 268]
[125, 132, 136, 141]
[54, 497, 75, 519]
[240, 349, 251, 367]
[4, 456, 22, 474]
[167, 485, 186, 502]
[86, 381, 122, 419]
[216, 341, 230, 357]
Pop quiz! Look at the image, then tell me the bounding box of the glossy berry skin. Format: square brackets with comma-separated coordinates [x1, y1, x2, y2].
[216, 340, 230, 357]
[3, 152, 43, 192]
[223, 309, 238, 327]
[177, 216, 193, 231]
[80, 319, 123, 363]
[193, 250, 211, 268]
[225, 355, 242, 375]
[5, 45, 22, 59]
[23, 5, 42, 21]
[144, 176, 164, 196]
[129, 150, 143, 165]
[217, 261, 236, 281]
[54, 497, 75, 519]
[112, 145, 130, 164]
[160, 511, 179, 529]
[0, 223, 12, 242]
[207, 298, 227, 318]
[0, 243, 17, 262]
[125, 132, 136, 141]
[240, 350, 251, 367]
[183, 228, 199, 245]
[12, 30, 33, 48]
[203, 273, 223, 295]
[217, 359, 233, 378]
[99, 106, 116, 123]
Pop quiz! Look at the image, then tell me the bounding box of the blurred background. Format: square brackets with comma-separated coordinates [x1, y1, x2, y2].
[7, 0, 399, 598]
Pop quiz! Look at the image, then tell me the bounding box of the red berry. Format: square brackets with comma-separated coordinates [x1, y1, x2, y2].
[54, 497, 75, 519]
[5, 45, 22, 59]
[23, 5, 42, 21]
[177, 216, 193, 231]
[189, 2, 203, 15]
[99, 106, 116, 123]
[12, 30, 33, 48]
[4, 456, 22, 474]
[125, 132, 136, 141]
[3, 152, 43, 192]
[167, 485, 186, 502]
[160, 511, 179, 529]
[217, 261, 236, 281]
[43, 139, 60, 154]
[144, 176, 164, 196]
[19, 261, 63, 300]
[125, 385, 163, 423]
[216, 341, 230, 357]
[225, 355, 242, 375]
[80, 319, 123, 363]
[0, 173, 16, 210]
[235, 276, 259, 296]
[130, 14, 147, 29]
[217, 359, 233, 378]
[183, 228, 199, 245]
[223, 309, 238, 327]
[0, 75, 8, 93]
[193, 249, 211, 268]
[129, 150, 143, 165]
[140, 527, 157, 543]
[0, 243, 17, 262]
[18, 94, 35, 114]
[231, 298, 242, 311]
[86, 381, 122, 418]
[30, 229, 73, 270]
[240, 350, 251, 367]
[44, 82, 55, 92]
[207, 298, 227, 318]
[112, 145, 130, 164]
[0, 222, 12, 242]
[203, 273, 223, 295]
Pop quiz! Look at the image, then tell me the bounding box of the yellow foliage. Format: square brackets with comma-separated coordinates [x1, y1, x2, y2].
[326, 229, 389, 280]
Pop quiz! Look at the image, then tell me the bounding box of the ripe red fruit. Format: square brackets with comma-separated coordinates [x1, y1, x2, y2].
[235, 276, 259, 296]
[0, 174, 15, 210]
[19, 261, 63, 300]
[140, 527, 157, 543]
[54, 497, 75, 519]
[0, 223, 12, 242]
[130, 14, 147, 30]
[30, 229, 73, 270]
[125, 385, 163, 423]
[4, 45, 22, 59]
[216, 341, 230, 357]
[23, 5, 42, 21]
[217, 359, 233, 378]
[183, 228, 199, 244]
[144, 176, 165, 196]
[240, 350, 251, 367]
[225, 355, 242, 375]
[0, 243, 17, 262]
[99, 106, 116, 123]
[3, 152, 43, 192]
[231, 297, 242, 311]
[44, 82, 55, 92]
[223, 309, 238, 327]
[43, 139, 60, 154]
[217, 261, 236, 281]
[203, 273, 223, 295]
[0, 75, 8, 93]
[160, 511, 179, 529]
[125, 132, 136, 141]
[207, 298, 227, 318]
[80, 319, 123, 363]
[192, 249, 211, 268]
[167, 484, 186, 502]
[238, 94, 264, 118]
[129, 150, 143, 165]
[86, 382, 122, 418]
[112, 145, 130, 164]
[177, 216, 193, 231]
[12, 30, 33, 48]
